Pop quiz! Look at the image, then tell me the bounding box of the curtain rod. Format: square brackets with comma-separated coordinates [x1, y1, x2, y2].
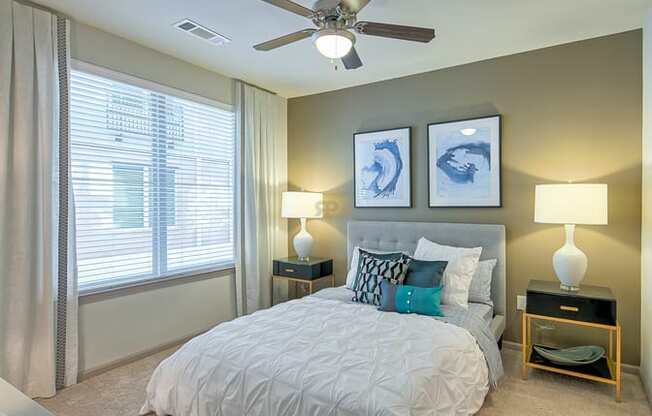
[14, 0, 70, 19]
[235, 79, 277, 96]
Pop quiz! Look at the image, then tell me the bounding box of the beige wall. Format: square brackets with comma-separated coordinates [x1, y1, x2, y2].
[288, 31, 642, 364]
[69, 21, 237, 374]
[79, 271, 235, 374]
[641, 10, 652, 398]
[70, 22, 233, 105]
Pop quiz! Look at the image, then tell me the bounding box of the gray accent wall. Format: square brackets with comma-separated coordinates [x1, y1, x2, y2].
[288, 30, 642, 365]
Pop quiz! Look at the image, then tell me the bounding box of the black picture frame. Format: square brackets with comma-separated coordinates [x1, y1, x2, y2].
[353, 126, 412, 208]
[427, 115, 502, 208]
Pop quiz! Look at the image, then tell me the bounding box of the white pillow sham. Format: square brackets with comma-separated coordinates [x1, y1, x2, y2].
[468, 259, 497, 307]
[413, 237, 482, 309]
[345, 247, 406, 289]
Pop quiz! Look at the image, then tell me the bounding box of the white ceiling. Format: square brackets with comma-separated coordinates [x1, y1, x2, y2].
[35, 0, 651, 97]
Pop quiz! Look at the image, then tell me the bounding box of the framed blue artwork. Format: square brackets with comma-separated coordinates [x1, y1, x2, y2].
[428, 115, 501, 207]
[354, 127, 412, 208]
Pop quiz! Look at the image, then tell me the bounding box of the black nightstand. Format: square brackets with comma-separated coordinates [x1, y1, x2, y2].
[522, 280, 621, 401]
[271, 257, 334, 305]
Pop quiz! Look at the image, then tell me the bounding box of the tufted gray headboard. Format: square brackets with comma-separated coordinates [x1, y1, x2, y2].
[347, 221, 506, 316]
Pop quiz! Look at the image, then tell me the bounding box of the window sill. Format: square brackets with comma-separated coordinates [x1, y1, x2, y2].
[78, 263, 236, 300]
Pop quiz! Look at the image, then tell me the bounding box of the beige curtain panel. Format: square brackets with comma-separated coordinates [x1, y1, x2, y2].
[235, 81, 288, 316]
[0, 0, 78, 398]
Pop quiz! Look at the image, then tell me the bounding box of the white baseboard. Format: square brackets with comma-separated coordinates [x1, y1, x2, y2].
[502, 340, 640, 375]
[641, 371, 652, 407]
[78, 327, 211, 381]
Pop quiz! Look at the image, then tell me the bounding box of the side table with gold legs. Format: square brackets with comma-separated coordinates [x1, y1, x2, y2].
[521, 280, 621, 402]
[271, 257, 334, 306]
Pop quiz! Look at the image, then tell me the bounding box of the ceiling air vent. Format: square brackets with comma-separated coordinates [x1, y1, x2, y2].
[173, 19, 231, 45]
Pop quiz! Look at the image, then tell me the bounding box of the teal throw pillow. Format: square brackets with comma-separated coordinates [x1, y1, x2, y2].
[404, 258, 448, 288]
[378, 280, 443, 317]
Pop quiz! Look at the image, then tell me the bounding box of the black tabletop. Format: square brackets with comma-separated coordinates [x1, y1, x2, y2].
[275, 256, 331, 266]
[527, 279, 615, 301]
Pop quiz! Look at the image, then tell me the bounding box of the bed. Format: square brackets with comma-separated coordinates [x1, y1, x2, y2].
[141, 221, 506, 416]
[345, 221, 506, 342]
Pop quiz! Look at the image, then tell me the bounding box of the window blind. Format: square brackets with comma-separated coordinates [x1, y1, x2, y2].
[70, 69, 236, 291]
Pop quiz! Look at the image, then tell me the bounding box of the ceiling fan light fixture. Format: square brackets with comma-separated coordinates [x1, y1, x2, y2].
[313, 29, 354, 59]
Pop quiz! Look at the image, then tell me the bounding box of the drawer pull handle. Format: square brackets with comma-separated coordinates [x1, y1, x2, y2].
[560, 305, 579, 312]
[285, 268, 295, 273]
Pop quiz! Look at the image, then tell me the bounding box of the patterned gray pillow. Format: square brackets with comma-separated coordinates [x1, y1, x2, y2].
[352, 254, 410, 306]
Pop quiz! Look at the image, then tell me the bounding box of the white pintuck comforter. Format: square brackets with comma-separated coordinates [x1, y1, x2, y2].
[141, 290, 490, 416]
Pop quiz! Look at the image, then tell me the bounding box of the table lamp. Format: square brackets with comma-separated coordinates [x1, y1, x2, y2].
[534, 184, 608, 291]
[282, 191, 323, 261]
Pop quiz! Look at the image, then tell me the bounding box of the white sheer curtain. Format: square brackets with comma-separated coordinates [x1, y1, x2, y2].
[235, 82, 288, 315]
[0, 0, 77, 397]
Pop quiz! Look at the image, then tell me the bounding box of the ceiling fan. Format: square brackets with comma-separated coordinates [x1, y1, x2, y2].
[253, 0, 435, 70]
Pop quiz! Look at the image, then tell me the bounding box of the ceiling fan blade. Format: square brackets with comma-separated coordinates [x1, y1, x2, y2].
[355, 21, 435, 43]
[254, 29, 316, 51]
[342, 47, 363, 70]
[260, 0, 314, 18]
[341, 0, 371, 13]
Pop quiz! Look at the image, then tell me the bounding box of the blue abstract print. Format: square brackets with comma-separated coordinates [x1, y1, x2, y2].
[436, 127, 492, 199]
[361, 139, 403, 198]
[436, 142, 490, 184]
[428, 115, 500, 207]
[355, 127, 411, 207]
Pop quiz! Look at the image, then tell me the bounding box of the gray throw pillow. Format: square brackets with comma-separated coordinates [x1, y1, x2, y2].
[468, 259, 497, 306]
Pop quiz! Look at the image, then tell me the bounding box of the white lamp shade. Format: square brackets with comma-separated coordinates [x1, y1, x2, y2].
[282, 192, 323, 219]
[314, 33, 353, 59]
[534, 184, 608, 225]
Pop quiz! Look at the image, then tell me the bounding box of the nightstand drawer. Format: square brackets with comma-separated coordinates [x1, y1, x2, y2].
[527, 292, 616, 326]
[273, 258, 333, 280]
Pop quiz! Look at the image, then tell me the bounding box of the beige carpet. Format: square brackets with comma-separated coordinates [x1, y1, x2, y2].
[38, 347, 651, 415]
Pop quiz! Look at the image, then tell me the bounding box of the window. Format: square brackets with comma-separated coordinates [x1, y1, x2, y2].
[112, 163, 145, 229]
[70, 65, 236, 292]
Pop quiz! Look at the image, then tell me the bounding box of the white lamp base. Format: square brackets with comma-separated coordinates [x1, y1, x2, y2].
[552, 224, 588, 291]
[293, 218, 314, 261]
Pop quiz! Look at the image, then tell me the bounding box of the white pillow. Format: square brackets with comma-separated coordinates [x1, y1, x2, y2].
[345, 247, 406, 289]
[413, 237, 482, 309]
[468, 259, 497, 307]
